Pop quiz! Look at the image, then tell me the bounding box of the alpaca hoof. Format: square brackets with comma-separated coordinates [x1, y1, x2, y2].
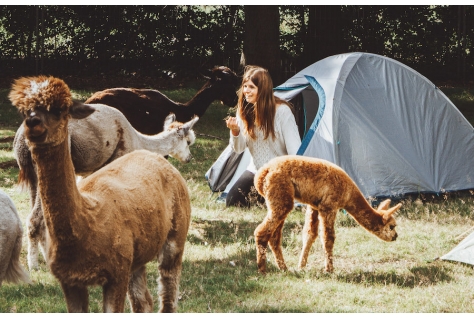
[29, 264, 39, 271]
[324, 266, 334, 273]
[277, 263, 288, 271]
[27, 259, 39, 271]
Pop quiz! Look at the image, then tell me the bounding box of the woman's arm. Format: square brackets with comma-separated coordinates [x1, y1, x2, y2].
[226, 115, 247, 154]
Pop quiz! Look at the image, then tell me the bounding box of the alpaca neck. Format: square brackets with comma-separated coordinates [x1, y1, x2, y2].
[30, 138, 82, 246]
[344, 190, 383, 230]
[184, 85, 216, 117]
[135, 129, 178, 156]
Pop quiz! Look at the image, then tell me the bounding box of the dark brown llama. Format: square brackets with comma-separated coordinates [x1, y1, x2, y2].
[85, 66, 239, 134]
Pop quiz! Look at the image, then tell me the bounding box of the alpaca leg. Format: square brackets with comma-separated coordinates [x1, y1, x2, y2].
[254, 196, 294, 274]
[38, 223, 48, 264]
[27, 238, 39, 271]
[268, 220, 288, 271]
[102, 279, 129, 312]
[26, 236, 39, 271]
[27, 193, 45, 270]
[127, 265, 153, 313]
[298, 206, 320, 270]
[319, 209, 337, 272]
[157, 240, 185, 313]
[60, 282, 89, 312]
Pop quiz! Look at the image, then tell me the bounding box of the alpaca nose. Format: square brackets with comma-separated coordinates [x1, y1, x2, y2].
[184, 154, 193, 163]
[392, 233, 398, 241]
[25, 114, 42, 128]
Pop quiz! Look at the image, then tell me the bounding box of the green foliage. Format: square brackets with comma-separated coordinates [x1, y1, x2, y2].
[1, 85, 474, 312]
[0, 89, 22, 129]
[441, 86, 474, 123]
[0, 5, 245, 77]
[0, 5, 473, 81]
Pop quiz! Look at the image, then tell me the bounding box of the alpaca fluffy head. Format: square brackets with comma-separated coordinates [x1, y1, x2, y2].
[372, 199, 401, 241]
[9, 76, 73, 115]
[9, 76, 95, 146]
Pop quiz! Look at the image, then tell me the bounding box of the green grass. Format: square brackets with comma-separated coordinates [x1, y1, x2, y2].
[1, 84, 474, 313]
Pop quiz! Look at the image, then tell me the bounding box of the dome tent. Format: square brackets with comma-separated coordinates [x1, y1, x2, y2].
[207, 52, 474, 200]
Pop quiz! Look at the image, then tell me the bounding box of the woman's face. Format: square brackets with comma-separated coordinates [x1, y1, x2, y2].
[243, 79, 258, 104]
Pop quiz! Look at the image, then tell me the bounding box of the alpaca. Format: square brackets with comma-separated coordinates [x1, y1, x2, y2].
[14, 105, 198, 271]
[9, 75, 191, 312]
[0, 189, 31, 286]
[85, 66, 239, 134]
[253, 155, 401, 274]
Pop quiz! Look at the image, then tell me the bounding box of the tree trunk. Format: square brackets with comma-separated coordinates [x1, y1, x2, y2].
[302, 5, 345, 68]
[223, 5, 239, 68]
[241, 5, 282, 85]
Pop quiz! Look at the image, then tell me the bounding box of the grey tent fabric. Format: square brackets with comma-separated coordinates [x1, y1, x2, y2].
[206, 145, 244, 193]
[208, 52, 474, 200]
[206, 147, 251, 200]
[440, 228, 474, 266]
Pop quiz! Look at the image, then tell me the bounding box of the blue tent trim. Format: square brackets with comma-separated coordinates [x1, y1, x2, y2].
[297, 75, 326, 155]
[274, 84, 309, 92]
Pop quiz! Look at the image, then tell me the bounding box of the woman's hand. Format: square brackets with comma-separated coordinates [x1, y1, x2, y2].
[225, 116, 240, 136]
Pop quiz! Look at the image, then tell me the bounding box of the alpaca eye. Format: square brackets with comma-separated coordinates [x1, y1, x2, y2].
[50, 108, 62, 117]
[389, 225, 395, 230]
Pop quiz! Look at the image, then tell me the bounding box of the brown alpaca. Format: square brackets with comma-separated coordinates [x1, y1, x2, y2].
[9, 76, 191, 312]
[254, 155, 401, 274]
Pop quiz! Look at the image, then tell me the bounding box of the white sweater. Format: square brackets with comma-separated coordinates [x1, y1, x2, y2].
[230, 104, 301, 173]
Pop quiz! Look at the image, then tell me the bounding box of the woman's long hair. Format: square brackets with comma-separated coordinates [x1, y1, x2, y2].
[237, 65, 291, 140]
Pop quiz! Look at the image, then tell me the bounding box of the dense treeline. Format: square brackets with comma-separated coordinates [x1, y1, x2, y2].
[0, 5, 472, 83]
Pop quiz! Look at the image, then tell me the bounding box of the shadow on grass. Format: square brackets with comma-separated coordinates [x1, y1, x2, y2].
[188, 217, 308, 247]
[0, 276, 113, 313]
[328, 264, 454, 288]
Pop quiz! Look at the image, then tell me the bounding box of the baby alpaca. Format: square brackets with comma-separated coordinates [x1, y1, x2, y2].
[0, 189, 31, 286]
[254, 155, 401, 274]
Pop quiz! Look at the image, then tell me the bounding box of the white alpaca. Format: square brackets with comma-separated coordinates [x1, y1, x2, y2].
[14, 105, 198, 270]
[0, 189, 31, 286]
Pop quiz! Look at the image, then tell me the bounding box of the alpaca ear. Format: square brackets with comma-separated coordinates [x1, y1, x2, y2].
[377, 199, 391, 211]
[383, 203, 402, 223]
[70, 101, 95, 119]
[182, 116, 199, 134]
[163, 113, 176, 130]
